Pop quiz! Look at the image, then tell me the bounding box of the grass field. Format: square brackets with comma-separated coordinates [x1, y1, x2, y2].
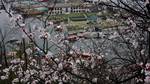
[48, 13, 97, 21]
[48, 13, 97, 31]
[67, 21, 87, 31]
[48, 12, 123, 31]
[69, 21, 87, 27]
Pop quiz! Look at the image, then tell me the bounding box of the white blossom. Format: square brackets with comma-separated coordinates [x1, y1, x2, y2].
[106, 76, 109, 80]
[145, 0, 150, 5]
[32, 59, 37, 63]
[25, 74, 30, 81]
[91, 63, 95, 69]
[40, 73, 46, 79]
[10, 16, 16, 22]
[92, 78, 98, 83]
[69, 50, 74, 55]
[12, 78, 19, 83]
[132, 40, 138, 48]
[48, 21, 53, 25]
[146, 63, 150, 70]
[26, 70, 30, 74]
[59, 81, 63, 84]
[54, 58, 59, 62]
[16, 15, 23, 20]
[1, 76, 8, 80]
[18, 72, 23, 78]
[20, 23, 25, 27]
[45, 51, 53, 58]
[58, 63, 63, 70]
[76, 59, 80, 64]
[53, 75, 59, 81]
[141, 49, 145, 55]
[10, 58, 20, 64]
[31, 80, 38, 84]
[145, 77, 150, 84]
[57, 25, 62, 29]
[30, 70, 36, 75]
[3, 68, 9, 73]
[25, 48, 33, 55]
[39, 32, 50, 39]
[22, 32, 27, 38]
[21, 60, 25, 64]
[45, 80, 51, 84]
[97, 56, 102, 60]
[148, 28, 150, 32]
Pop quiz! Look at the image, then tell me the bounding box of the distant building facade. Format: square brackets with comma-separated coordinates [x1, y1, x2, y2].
[13, 0, 98, 15]
[48, 3, 92, 15]
[83, 0, 99, 4]
[83, 0, 109, 4]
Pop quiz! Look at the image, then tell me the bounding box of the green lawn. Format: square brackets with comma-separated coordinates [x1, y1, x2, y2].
[69, 21, 87, 27]
[47, 11, 125, 30]
[48, 13, 97, 31]
[67, 21, 88, 31]
[48, 12, 97, 21]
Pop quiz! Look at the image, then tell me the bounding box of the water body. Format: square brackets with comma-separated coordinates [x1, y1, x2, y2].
[0, 10, 22, 42]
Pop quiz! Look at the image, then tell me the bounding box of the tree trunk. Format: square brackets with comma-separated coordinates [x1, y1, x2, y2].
[22, 38, 27, 70]
[3, 43, 8, 67]
[0, 42, 2, 64]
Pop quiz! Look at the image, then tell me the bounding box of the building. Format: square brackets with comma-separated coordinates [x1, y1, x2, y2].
[83, 0, 99, 4]
[48, 3, 92, 15]
[13, 0, 94, 15]
[83, 0, 109, 4]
